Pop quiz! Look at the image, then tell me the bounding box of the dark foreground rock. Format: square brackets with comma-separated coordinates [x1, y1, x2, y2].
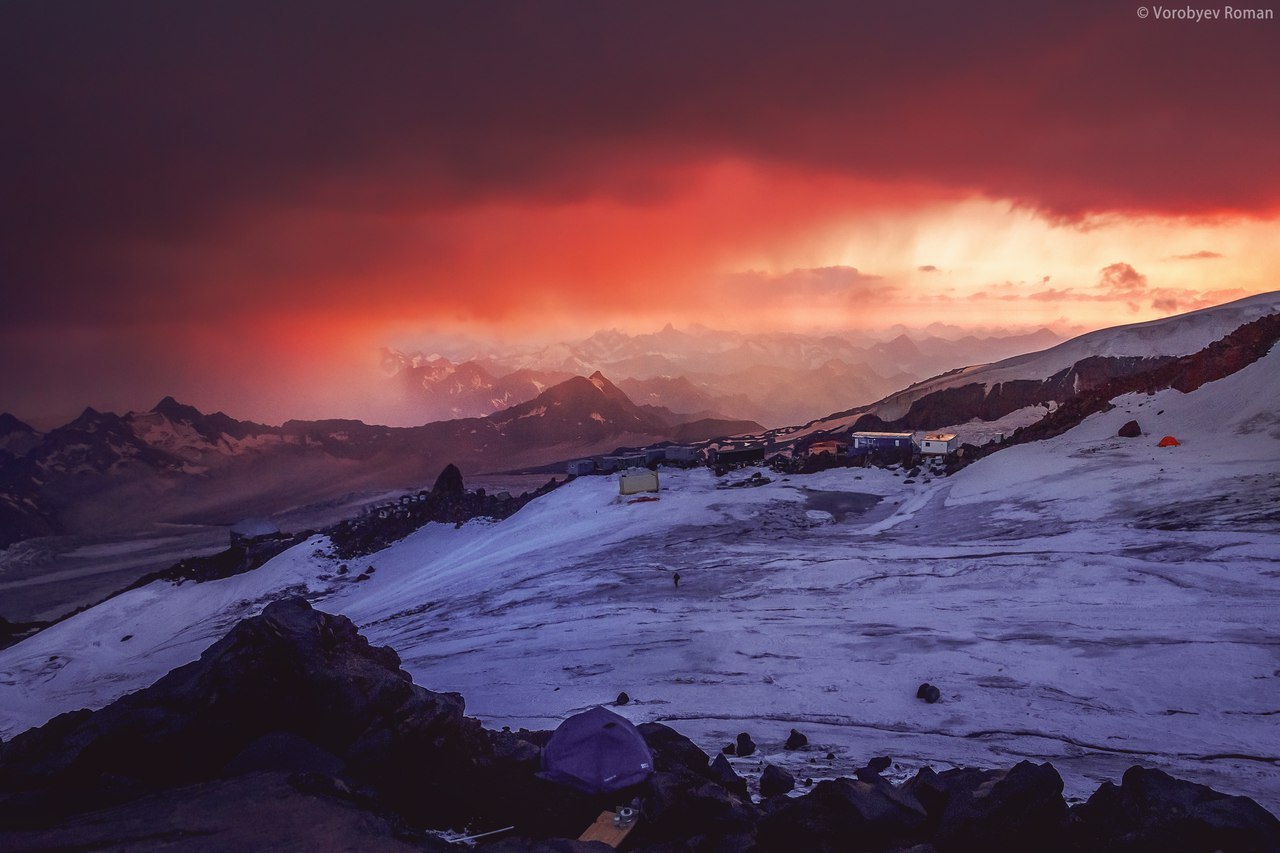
[0, 597, 490, 830]
[0, 771, 456, 852]
[1071, 765, 1280, 853]
[758, 774, 928, 851]
[2, 600, 1276, 852]
[759, 764, 795, 798]
[913, 761, 1069, 851]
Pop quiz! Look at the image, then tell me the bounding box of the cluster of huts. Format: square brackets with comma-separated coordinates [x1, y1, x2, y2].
[569, 430, 963, 495]
[358, 487, 516, 522]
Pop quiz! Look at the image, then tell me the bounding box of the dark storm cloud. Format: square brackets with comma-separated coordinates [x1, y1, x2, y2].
[1, 0, 1277, 327]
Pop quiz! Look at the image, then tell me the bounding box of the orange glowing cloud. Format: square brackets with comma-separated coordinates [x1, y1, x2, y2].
[2, 2, 1278, 424]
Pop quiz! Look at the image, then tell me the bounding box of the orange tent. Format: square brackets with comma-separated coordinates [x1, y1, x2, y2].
[1158, 436, 1180, 447]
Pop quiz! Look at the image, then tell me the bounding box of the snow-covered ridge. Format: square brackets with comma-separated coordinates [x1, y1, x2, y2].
[801, 290, 1280, 430]
[968, 290, 1280, 384]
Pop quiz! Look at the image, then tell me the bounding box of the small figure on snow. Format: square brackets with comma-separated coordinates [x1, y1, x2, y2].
[673, 572, 681, 589]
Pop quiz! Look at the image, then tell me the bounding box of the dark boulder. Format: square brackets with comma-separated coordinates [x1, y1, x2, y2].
[735, 733, 757, 758]
[615, 691, 630, 706]
[929, 761, 1068, 852]
[1071, 765, 1280, 852]
[636, 769, 757, 850]
[637, 722, 710, 777]
[916, 683, 941, 703]
[709, 753, 750, 799]
[854, 756, 894, 786]
[866, 756, 893, 774]
[784, 729, 809, 750]
[758, 775, 927, 852]
[431, 463, 465, 497]
[0, 598, 490, 829]
[902, 766, 949, 826]
[1118, 420, 1142, 438]
[760, 764, 795, 798]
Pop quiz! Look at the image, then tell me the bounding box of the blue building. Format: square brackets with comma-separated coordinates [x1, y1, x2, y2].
[849, 431, 915, 451]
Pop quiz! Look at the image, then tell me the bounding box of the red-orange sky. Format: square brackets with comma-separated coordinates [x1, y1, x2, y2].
[2, 1, 1278, 426]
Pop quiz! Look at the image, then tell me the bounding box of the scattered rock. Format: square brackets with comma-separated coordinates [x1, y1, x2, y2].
[866, 756, 893, 774]
[615, 691, 629, 706]
[708, 753, 749, 799]
[784, 729, 809, 750]
[916, 683, 942, 703]
[735, 732, 757, 758]
[760, 765, 795, 798]
[1118, 420, 1142, 438]
[722, 743, 736, 755]
[758, 775, 927, 851]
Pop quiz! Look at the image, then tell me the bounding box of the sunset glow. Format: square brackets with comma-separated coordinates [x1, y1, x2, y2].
[2, 2, 1277, 425]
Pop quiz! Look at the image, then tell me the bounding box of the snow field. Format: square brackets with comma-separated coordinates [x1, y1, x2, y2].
[0, 348, 1277, 810]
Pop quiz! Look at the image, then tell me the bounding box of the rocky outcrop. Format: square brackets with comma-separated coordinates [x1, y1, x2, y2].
[0, 598, 490, 829]
[2, 601, 1276, 852]
[1071, 766, 1280, 852]
[327, 470, 562, 558]
[850, 355, 1170, 436]
[758, 773, 928, 851]
[1009, 312, 1280, 448]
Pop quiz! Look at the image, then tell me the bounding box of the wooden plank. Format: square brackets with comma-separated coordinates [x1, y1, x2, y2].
[578, 810, 639, 848]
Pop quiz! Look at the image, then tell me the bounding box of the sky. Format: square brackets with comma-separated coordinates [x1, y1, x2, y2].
[2, 1, 1278, 426]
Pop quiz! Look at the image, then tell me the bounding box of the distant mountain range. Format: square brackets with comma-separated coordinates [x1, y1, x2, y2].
[4, 294, 1277, 552]
[0, 374, 761, 549]
[381, 324, 1064, 427]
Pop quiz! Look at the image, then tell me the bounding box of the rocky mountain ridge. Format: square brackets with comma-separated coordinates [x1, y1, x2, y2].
[0, 375, 761, 549]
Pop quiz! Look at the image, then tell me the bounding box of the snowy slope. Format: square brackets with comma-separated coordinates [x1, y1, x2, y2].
[1, 347, 1278, 810]
[802, 290, 1280, 429]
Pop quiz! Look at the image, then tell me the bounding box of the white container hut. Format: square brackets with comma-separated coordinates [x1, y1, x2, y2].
[619, 469, 660, 496]
[919, 433, 959, 456]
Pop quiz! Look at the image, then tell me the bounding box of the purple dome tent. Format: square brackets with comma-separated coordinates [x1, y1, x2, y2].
[539, 706, 654, 794]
